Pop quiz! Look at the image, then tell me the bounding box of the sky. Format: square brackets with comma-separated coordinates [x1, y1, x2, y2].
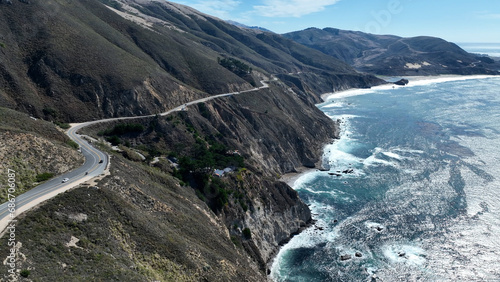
[172, 0, 500, 43]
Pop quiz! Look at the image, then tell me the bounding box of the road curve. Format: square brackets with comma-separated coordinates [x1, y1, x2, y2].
[0, 79, 273, 233]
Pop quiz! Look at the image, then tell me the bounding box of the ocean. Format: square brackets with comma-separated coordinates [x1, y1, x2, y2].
[458, 43, 500, 57]
[271, 76, 500, 281]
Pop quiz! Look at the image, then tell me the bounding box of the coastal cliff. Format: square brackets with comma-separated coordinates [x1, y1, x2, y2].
[79, 80, 339, 274]
[0, 79, 340, 280]
[185, 83, 338, 269]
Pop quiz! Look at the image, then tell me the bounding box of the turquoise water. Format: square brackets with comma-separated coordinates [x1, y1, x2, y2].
[271, 76, 500, 281]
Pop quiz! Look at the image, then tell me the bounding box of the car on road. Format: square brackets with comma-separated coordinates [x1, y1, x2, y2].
[62, 178, 69, 183]
[99, 160, 103, 164]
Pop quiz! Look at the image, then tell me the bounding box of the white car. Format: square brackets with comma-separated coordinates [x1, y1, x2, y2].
[62, 178, 69, 183]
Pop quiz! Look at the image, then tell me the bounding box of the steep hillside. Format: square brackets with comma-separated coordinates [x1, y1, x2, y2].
[284, 28, 500, 75]
[0, 0, 381, 123]
[0, 107, 83, 202]
[0, 154, 265, 281]
[79, 80, 338, 271]
[0, 80, 338, 280]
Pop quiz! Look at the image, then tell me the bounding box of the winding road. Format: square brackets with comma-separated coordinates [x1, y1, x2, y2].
[0, 79, 273, 233]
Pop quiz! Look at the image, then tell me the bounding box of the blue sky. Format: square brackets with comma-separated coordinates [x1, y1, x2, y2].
[172, 0, 500, 43]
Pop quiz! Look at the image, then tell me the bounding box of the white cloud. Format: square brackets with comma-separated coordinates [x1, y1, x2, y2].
[475, 11, 500, 20]
[253, 0, 341, 18]
[188, 0, 241, 19]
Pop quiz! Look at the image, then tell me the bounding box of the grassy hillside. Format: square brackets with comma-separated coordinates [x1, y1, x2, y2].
[0, 107, 83, 202]
[0, 153, 263, 281]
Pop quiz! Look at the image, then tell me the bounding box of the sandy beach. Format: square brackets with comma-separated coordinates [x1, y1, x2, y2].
[321, 74, 499, 101]
[280, 167, 318, 187]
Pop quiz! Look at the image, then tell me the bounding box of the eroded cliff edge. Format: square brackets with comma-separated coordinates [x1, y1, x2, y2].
[82, 80, 339, 275]
[181, 82, 339, 270]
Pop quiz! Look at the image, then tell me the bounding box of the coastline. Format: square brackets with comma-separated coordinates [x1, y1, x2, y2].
[320, 74, 499, 101]
[272, 73, 500, 280]
[280, 167, 318, 187]
[272, 73, 500, 281]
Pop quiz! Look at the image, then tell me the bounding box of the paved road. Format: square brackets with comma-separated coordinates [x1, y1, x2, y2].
[0, 78, 273, 233]
[0, 123, 108, 233]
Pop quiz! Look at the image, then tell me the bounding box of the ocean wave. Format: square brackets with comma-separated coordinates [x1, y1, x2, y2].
[381, 243, 427, 266]
[322, 101, 345, 108]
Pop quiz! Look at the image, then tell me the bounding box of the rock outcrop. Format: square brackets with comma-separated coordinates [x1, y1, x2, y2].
[394, 79, 409, 86]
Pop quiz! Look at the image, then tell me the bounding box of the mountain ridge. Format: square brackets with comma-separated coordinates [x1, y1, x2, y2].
[284, 27, 500, 75]
[0, 0, 381, 123]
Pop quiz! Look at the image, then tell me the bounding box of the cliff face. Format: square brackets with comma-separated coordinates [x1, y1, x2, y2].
[188, 84, 337, 268]
[201, 84, 338, 174]
[79, 79, 337, 273]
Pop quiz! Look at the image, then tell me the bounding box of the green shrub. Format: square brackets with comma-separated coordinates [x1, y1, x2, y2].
[239, 200, 248, 212]
[43, 107, 57, 118]
[230, 236, 241, 247]
[242, 228, 251, 239]
[195, 190, 206, 201]
[99, 123, 144, 136]
[66, 140, 79, 149]
[0, 42, 5, 48]
[20, 269, 30, 278]
[218, 57, 252, 76]
[36, 172, 54, 182]
[197, 103, 211, 119]
[106, 135, 121, 146]
[55, 122, 71, 129]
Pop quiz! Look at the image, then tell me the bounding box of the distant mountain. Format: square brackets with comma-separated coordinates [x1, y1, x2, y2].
[226, 20, 273, 33]
[284, 27, 500, 75]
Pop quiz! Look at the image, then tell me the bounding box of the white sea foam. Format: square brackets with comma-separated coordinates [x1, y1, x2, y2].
[321, 117, 365, 173]
[322, 101, 345, 108]
[322, 75, 499, 101]
[323, 88, 378, 100]
[382, 243, 427, 265]
[293, 171, 322, 190]
[363, 148, 398, 168]
[302, 187, 339, 197]
[269, 227, 318, 281]
[393, 148, 425, 155]
[381, 151, 403, 160]
[364, 221, 385, 231]
[364, 155, 396, 167]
